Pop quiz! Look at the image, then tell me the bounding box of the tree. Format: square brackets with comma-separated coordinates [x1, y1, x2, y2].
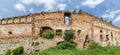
[73, 8, 78, 13]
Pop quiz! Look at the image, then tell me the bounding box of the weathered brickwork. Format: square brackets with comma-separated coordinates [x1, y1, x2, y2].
[0, 11, 120, 54]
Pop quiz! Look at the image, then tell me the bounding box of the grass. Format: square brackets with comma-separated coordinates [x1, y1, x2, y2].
[32, 46, 120, 55]
[4, 41, 120, 55]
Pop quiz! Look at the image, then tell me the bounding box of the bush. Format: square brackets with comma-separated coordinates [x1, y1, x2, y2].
[56, 41, 76, 49]
[56, 31, 62, 36]
[64, 29, 74, 41]
[4, 50, 11, 55]
[42, 31, 54, 39]
[11, 46, 24, 55]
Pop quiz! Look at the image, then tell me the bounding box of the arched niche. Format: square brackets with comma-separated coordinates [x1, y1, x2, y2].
[20, 17, 26, 23]
[1, 19, 7, 24]
[14, 18, 20, 23]
[27, 16, 32, 23]
[8, 19, 13, 24]
[40, 26, 54, 37]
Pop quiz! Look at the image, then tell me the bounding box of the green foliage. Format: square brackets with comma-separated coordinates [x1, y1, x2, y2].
[64, 29, 74, 41]
[32, 45, 120, 55]
[42, 31, 54, 39]
[56, 31, 62, 36]
[73, 8, 78, 13]
[32, 41, 120, 55]
[11, 46, 24, 55]
[32, 48, 79, 55]
[56, 41, 76, 49]
[88, 42, 102, 50]
[4, 50, 11, 55]
[4, 46, 24, 55]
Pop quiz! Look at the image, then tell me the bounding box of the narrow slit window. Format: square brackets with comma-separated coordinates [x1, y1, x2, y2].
[100, 35, 103, 41]
[77, 30, 81, 36]
[65, 16, 70, 25]
[106, 35, 109, 41]
[100, 30, 102, 33]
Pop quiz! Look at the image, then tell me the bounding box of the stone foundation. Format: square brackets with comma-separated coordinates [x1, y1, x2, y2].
[0, 37, 64, 54]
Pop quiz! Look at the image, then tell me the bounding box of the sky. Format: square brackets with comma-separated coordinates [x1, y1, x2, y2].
[0, 0, 120, 27]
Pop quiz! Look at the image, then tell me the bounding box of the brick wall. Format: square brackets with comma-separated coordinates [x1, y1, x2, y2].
[0, 11, 120, 54]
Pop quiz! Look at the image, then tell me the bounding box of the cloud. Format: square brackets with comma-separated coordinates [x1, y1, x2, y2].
[57, 4, 67, 11]
[113, 15, 120, 22]
[75, 5, 79, 9]
[81, 0, 104, 8]
[20, 0, 33, 5]
[102, 10, 120, 19]
[21, 0, 56, 10]
[29, 8, 34, 13]
[14, 3, 26, 12]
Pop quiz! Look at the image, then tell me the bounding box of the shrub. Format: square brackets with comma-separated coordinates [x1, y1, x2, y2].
[56, 41, 76, 49]
[56, 31, 62, 36]
[4, 50, 11, 55]
[11, 46, 24, 55]
[42, 31, 54, 39]
[64, 29, 74, 41]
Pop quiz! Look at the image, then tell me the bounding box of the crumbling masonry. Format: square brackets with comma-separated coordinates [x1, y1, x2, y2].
[0, 11, 120, 54]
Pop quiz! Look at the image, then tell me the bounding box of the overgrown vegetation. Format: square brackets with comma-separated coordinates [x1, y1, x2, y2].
[88, 41, 102, 50]
[32, 42, 120, 55]
[42, 31, 54, 39]
[73, 8, 78, 13]
[64, 29, 74, 41]
[4, 46, 24, 55]
[56, 41, 76, 49]
[4, 41, 120, 55]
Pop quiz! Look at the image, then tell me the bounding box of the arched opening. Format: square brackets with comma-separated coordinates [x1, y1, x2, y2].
[40, 27, 54, 37]
[106, 35, 109, 41]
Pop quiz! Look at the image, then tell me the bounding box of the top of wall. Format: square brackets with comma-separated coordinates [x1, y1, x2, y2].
[0, 10, 119, 30]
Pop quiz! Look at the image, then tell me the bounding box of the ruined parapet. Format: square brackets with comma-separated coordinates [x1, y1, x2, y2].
[1, 18, 8, 24]
[0, 14, 33, 25]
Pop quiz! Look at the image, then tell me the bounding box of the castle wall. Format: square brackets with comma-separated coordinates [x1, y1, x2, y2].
[0, 24, 32, 39]
[93, 18, 120, 46]
[0, 11, 120, 54]
[0, 14, 33, 39]
[33, 12, 94, 49]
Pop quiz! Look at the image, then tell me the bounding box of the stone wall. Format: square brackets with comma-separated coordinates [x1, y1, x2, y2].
[0, 24, 32, 39]
[0, 11, 120, 54]
[0, 15, 33, 25]
[93, 18, 120, 46]
[0, 37, 64, 54]
[33, 12, 94, 49]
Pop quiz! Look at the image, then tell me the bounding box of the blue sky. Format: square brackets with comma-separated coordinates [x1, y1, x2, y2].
[0, 0, 120, 27]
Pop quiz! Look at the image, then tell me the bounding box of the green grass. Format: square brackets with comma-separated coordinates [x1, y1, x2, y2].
[4, 42, 120, 55]
[32, 46, 120, 55]
[31, 42, 120, 55]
